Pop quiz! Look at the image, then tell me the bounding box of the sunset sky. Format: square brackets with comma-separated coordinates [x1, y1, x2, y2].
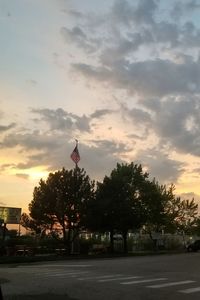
[1, 0, 200, 214]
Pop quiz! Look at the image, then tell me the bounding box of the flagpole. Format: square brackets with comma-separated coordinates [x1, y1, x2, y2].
[70, 139, 80, 254]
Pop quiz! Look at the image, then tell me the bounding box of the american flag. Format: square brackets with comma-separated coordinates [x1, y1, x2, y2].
[70, 143, 80, 164]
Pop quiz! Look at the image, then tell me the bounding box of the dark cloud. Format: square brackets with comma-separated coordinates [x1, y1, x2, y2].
[0, 123, 16, 132]
[73, 58, 200, 98]
[31, 108, 91, 132]
[31, 108, 115, 133]
[64, 0, 200, 104]
[135, 148, 184, 183]
[120, 103, 152, 125]
[142, 96, 200, 156]
[120, 96, 200, 158]
[0, 131, 62, 150]
[92, 139, 131, 154]
[0, 106, 126, 181]
[90, 109, 114, 119]
[32, 108, 73, 131]
[2, 0, 200, 188]
[78, 142, 126, 180]
[13, 137, 128, 181]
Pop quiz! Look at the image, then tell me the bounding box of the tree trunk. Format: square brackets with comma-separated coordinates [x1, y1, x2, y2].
[122, 230, 128, 253]
[110, 229, 114, 253]
[62, 221, 69, 254]
[67, 227, 72, 255]
[149, 231, 157, 251]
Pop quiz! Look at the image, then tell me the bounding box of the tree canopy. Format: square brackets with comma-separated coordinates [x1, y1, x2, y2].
[23, 162, 199, 254]
[86, 163, 149, 252]
[26, 167, 95, 253]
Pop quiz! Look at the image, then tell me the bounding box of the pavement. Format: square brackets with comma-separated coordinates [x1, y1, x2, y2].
[1, 253, 200, 299]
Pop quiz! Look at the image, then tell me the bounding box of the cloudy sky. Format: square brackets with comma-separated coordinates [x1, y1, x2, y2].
[1, 0, 200, 213]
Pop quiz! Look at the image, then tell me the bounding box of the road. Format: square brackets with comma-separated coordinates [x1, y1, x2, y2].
[1, 253, 200, 299]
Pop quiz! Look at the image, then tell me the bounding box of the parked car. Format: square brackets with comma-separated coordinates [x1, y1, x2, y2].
[187, 240, 200, 252]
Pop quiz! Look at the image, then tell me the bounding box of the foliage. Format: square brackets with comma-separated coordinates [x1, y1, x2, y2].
[141, 181, 172, 235]
[87, 162, 149, 253]
[28, 167, 95, 253]
[20, 213, 44, 234]
[24, 162, 199, 255]
[166, 195, 198, 234]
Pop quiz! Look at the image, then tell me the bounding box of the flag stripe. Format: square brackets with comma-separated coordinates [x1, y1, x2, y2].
[70, 145, 80, 164]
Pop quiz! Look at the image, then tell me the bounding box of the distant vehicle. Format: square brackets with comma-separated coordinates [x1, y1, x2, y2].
[187, 240, 200, 252]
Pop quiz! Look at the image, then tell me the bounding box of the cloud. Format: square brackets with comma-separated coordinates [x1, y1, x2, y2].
[13, 137, 128, 181]
[142, 96, 200, 157]
[0, 107, 128, 180]
[63, 0, 200, 103]
[60, 26, 100, 54]
[15, 173, 29, 180]
[1, 99, 198, 185]
[0, 123, 16, 132]
[170, 0, 200, 20]
[120, 96, 200, 158]
[90, 109, 114, 119]
[0, 131, 62, 151]
[73, 58, 200, 98]
[92, 139, 131, 154]
[111, 0, 157, 27]
[31, 108, 91, 132]
[68, 9, 84, 19]
[0, 164, 16, 174]
[135, 148, 184, 183]
[120, 103, 152, 126]
[78, 142, 126, 180]
[2, 0, 200, 188]
[31, 107, 115, 133]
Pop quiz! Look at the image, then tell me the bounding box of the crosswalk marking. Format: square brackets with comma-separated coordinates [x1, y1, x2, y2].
[25, 264, 92, 268]
[179, 287, 200, 294]
[98, 276, 141, 282]
[78, 274, 123, 280]
[14, 265, 200, 295]
[121, 278, 167, 285]
[44, 271, 89, 277]
[38, 270, 69, 275]
[147, 280, 195, 288]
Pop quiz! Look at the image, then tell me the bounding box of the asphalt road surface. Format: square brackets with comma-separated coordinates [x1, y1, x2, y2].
[1, 253, 200, 300]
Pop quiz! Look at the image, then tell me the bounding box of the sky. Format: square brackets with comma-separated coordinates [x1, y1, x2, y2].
[1, 0, 200, 214]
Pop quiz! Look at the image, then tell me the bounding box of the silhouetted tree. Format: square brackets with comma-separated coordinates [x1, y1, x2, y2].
[28, 167, 95, 253]
[141, 180, 172, 248]
[87, 163, 148, 253]
[166, 194, 198, 245]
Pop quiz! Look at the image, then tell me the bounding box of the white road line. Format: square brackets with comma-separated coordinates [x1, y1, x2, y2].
[148, 280, 195, 288]
[121, 278, 167, 285]
[44, 271, 89, 277]
[98, 276, 142, 282]
[25, 264, 92, 268]
[78, 274, 123, 280]
[179, 287, 200, 294]
[37, 270, 67, 275]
